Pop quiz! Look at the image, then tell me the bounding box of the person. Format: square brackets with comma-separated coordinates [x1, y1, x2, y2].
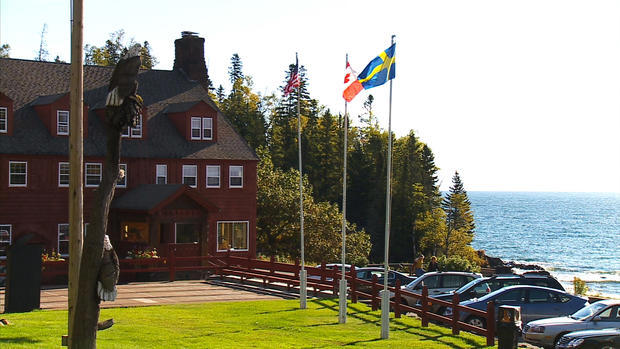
[427, 255, 439, 272]
[412, 255, 425, 277]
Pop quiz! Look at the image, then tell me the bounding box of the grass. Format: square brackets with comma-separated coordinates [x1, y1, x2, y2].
[0, 299, 495, 348]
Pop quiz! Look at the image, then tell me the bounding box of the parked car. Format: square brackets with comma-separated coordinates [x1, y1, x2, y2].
[431, 272, 565, 314]
[308, 263, 351, 282]
[446, 285, 589, 329]
[522, 299, 620, 349]
[354, 267, 415, 293]
[397, 271, 481, 306]
[555, 327, 620, 349]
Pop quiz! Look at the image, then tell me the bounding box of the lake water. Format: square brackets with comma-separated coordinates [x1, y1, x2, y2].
[469, 191, 620, 298]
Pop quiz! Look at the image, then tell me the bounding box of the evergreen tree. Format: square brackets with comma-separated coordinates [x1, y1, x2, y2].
[0, 44, 9, 58]
[84, 30, 157, 69]
[442, 171, 475, 255]
[36, 24, 49, 61]
[228, 53, 244, 83]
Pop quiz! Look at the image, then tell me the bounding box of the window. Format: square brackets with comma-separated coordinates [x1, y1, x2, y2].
[0, 224, 11, 258]
[206, 165, 220, 188]
[442, 275, 466, 289]
[9, 161, 27, 187]
[175, 223, 200, 243]
[57, 110, 69, 135]
[85, 163, 102, 187]
[202, 117, 212, 140]
[156, 164, 167, 184]
[0, 107, 7, 133]
[58, 162, 70, 187]
[117, 164, 127, 188]
[229, 165, 243, 188]
[182, 165, 197, 188]
[122, 114, 143, 138]
[217, 221, 248, 251]
[496, 289, 525, 303]
[58, 224, 69, 255]
[415, 275, 440, 290]
[191, 117, 213, 140]
[121, 222, 149, 242]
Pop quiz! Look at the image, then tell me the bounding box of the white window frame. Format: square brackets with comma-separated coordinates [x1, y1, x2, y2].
[57, 110, 69, 135]
[190, 117, 202, 140]
[206, 165, 220, 188]
[58, 223, 69, 256]
[202, 117, 213, 140]
[122, 113, 143, 138]
[156, 164, 167, 184]
[58, 162, 70, 187]
[229, 165, 243, 188]
[0, 107, 7, 133]
[182, 164, 197, 188]
[0, 224, 11, 259]
[216, 221, 249, 252]
[117, 163, 127, 188]
[9, 161, 27, 187]
[85, 162, 102, 187]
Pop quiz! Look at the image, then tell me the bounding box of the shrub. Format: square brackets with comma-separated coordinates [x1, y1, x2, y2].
[437, 255, 480, 273]
[573, 277, 588, 295]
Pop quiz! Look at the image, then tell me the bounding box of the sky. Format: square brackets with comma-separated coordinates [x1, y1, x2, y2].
[1, 0, 619, 193]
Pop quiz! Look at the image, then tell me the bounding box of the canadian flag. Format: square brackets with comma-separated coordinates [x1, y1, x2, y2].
[343, 61, 363, 102]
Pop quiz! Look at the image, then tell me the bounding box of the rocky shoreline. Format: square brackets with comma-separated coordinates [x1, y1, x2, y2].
[482, 252, 549, 275]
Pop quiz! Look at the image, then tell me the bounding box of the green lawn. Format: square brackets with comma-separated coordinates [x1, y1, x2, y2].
[0, 299, 495, 348]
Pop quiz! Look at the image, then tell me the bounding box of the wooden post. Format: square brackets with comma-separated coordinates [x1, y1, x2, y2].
[371, 274, 379, 311]
[269, 255, 275, 276]
[294, 258, 299, 279]
[332, 267, 338, 295]
[350, 265, 357, 303]
[451, 292, 460, 335]
[394, 279, 401, 318]
[320, 262, 326, 283]
[67, 0, 84, 346]
[486, 301, 495, 346]
[421, 286, 429, 327]
[168, 244, 176, 282]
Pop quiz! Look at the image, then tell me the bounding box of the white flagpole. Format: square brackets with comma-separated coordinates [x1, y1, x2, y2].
[381, 35, 396, 340]
[338, 54, 349, 324]
[297, 52, 307, 309]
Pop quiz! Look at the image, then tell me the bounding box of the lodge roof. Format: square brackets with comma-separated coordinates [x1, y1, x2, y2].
[0, 58, 258, 161]
[111, 184, 218, 213]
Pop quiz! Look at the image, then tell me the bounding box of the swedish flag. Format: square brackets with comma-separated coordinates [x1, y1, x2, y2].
[358, 44, 396, 89]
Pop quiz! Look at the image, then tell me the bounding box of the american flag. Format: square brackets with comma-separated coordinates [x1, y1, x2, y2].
[284, 55, 300, 96]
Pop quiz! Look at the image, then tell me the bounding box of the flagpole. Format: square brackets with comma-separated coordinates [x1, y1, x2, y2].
[381, 34, 396, 340]
[297, 52, 307, 310]
[338, 54, 349, 324]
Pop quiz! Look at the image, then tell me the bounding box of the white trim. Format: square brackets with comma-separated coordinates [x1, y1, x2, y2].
[0, 107, 7, 133]
[9, 161, 27, 187]
[85, 162, 102, 187]
[202, 117, 213, 140]
[229, 165, 243, 188]
[156, 164, 167, 184]
[121, 114, 143, 139]
[117, 163, 127, 188]
[57, 110, 69, 136]
[58, 162, 70, 187]
[216, 221, 249, 252]
[182, 164, 197, 188]
[0, 224, 11, 259]
[190, 117, 201, 140]
[206, 165, 220, 188]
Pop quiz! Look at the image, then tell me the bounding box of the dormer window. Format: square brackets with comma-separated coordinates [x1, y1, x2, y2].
[57, 110, 69, 135]
[121, 114, 143, 138]
[0, 107, 7, 133]
[190, 117, 212, 140]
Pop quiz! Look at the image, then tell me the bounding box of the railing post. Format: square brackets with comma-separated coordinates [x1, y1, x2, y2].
[421, 285, 429, 327]
[394, 279, 401, 318]
[350, 265, 358, 303]
[486, 300, 495, 346]
[332, 267, 338, 295]
[451, 292, 460, 335]
[294, 258, 300, 279]
[270, 255, 275, 276]
[371, 274, 379, 311]
[320, 262, 326, 283]
[168, 243, 176, 282]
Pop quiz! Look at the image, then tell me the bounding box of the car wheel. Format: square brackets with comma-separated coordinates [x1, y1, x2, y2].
[436, 306, 445, 315]
[552, 333, 569, 349]
[466, 316, 486, 329]
[599, 346, 614, 349]
[400, 298, 408, 306]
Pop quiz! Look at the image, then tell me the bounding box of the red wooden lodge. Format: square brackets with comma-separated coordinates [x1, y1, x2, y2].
[0, 32, 258, 262]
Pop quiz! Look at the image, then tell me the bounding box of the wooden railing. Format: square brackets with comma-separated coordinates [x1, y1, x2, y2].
[0, 247, 495, 345]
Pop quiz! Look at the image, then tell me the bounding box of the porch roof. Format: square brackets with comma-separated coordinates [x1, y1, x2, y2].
[111, 184, 219, 214]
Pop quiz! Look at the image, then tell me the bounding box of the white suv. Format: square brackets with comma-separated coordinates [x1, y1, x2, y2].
[396, 271, 481, 306]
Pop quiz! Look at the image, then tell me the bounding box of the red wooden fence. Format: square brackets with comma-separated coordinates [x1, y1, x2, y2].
[0, 246, 495, 345]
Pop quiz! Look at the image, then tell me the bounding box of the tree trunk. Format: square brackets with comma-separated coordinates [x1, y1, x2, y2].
[69, 122, 121, 348]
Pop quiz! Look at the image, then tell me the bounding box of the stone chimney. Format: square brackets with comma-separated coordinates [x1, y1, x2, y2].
[173, 31, 210, 87]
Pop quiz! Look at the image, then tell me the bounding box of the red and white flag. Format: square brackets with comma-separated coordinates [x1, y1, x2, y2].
[284, 57, 301, 96]
[343, 61, 363, 102]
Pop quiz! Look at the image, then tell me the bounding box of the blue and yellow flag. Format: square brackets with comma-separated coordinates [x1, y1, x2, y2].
[357, 44, 396, 89]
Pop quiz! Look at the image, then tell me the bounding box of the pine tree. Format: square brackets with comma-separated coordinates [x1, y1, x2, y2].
[84, 30, 157, 69]
[228, 53, 244, 83]
[442, 171, 475, 255]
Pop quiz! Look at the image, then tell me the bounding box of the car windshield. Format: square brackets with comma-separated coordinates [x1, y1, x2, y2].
[570, 302, 608, 320]
[455, 278, 484, 294]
